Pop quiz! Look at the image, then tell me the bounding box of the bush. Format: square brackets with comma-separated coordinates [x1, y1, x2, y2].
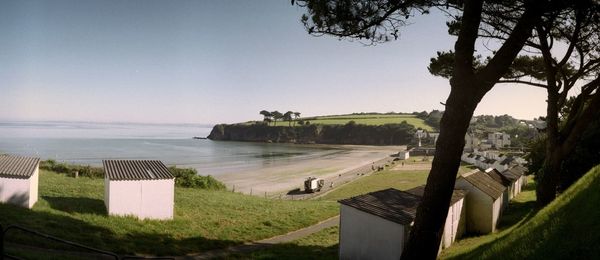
[169, 167, 226, 190]
[40, 160, 104, 178]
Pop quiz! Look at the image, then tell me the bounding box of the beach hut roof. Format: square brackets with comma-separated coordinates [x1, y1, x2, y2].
[405, 185, 467, 205]
[0, 155, 40, 179]
[460, 170, 506, 199]
[339, 188, 421, 225]
[507, 165, 527, 177]
[484, 168, 512, 187]
[103, 160, 174, 181]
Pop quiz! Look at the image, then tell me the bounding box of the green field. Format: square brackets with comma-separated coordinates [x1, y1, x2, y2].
[320, 160, 476, 201]
[260, 114, 434, 131]
[0, 170, 338, 256]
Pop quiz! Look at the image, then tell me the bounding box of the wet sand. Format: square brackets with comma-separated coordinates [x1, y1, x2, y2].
[214, 144, 405, 195]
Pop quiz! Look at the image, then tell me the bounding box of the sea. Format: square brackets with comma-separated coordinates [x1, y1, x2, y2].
[0, 121, 346, 176]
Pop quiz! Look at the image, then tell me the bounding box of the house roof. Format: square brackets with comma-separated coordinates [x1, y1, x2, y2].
[0, 155, 40, 179]
[460, 170, 506, 199]
[406, 185, 467, 205]
[103, 160, 174, 181]
[339, 188, 421, 225]
[485, 168, 512, 187]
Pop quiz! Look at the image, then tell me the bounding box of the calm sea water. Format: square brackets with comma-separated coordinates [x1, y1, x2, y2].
[0, 121, 345, 176]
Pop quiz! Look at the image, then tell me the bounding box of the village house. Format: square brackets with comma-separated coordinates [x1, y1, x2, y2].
[338, 187, 467, 259]
[488, 132, 511, 148]
[103, 160, 175, 220]
[455, 170, 506, 234]
[0, 155, 40, 208]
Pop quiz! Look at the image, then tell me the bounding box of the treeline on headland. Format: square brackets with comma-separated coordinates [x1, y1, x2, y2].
[207, 121, 416, 145]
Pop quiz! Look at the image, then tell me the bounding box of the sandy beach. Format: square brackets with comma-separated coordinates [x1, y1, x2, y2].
[214, 144, 405, 195]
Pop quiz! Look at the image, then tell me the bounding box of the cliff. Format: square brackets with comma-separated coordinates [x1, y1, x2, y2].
[207, 122, 416, 145]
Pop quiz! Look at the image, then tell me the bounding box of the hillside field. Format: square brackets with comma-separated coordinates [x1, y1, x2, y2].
[254, 114, 434, 131]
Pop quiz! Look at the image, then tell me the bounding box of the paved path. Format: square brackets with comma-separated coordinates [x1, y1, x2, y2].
[177, 215, 340, 259]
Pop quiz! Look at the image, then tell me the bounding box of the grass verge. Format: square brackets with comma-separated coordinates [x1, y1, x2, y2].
[0, 170, 338, 256]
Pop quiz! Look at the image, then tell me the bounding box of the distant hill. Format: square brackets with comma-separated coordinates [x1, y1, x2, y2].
[247, 113, 435, 131]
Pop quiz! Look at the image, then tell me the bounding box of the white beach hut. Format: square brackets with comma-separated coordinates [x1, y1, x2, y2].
[338, 188, 467, 259]
[0, 155, 40, 208]
[103, 160, 175, 220]
[406, 186, 468, 250]
[455, 170, 506, 234]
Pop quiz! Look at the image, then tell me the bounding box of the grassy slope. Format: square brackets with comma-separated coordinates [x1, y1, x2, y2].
[0, 170, 338, 256]
[228, 226, 340, 260]
[262, 114, 433, 131]
[444, 165, 600, 259]
[321, 158, 476, 201]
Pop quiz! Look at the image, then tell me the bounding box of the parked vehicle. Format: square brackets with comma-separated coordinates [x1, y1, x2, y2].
[304, 177, 324, 193]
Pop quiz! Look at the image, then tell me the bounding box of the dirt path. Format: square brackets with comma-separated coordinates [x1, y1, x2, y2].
[177, 215, 340, 259]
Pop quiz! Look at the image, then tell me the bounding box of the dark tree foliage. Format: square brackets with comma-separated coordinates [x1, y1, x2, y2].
[293, 0, 595, 258]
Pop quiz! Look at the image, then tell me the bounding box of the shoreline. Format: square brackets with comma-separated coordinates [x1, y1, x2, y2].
[214, 144, 405, 196]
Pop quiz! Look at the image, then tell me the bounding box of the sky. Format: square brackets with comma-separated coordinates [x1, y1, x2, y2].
[0, 0, 547, 125]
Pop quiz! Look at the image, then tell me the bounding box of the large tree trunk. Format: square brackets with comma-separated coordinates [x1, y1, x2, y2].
[401, 86, 479, 259]
[536, 87, 561, 206]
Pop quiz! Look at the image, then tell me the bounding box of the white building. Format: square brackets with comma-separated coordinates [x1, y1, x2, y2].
[0, 155, 40, 208]
[338, 188, 467, 259]
[484, 168, 511, 207]
[398, 150, 410, 160]
[488, 132, 511, 148]
[406, 186, 467, 250]
[103, 160, 175, 220]
[506, 165, 528, 191]
[455, 170, 506, 234]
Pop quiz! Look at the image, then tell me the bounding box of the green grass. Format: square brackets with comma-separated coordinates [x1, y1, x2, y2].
[0, 170, 338, 256]
[320, 161, 475, 201]
[227, 227, 340, 260]
[320, 169, 430, 201]
[442, 165, 600, 259]
[259, 114, 433, 131]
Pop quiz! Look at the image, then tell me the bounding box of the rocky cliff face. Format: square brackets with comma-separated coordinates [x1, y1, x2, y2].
[207, 122, 416, 145]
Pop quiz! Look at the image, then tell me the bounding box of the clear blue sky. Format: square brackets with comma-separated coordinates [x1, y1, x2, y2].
[0, 0, 546, 124]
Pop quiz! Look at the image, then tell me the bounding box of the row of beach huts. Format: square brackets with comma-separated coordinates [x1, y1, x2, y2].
[0, 154, 176, 220]
[337, 157, 528, 259]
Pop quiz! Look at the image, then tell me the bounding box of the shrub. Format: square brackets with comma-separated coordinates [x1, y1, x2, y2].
[40, 160, 104, 178]
[169, 167, 226, 190]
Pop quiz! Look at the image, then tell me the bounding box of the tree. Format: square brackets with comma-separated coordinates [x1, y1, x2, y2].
[430, 2, 600, 205]
[271, 111, 283, 126]
[259, 110, 273, 125]
[283, 111, 294, 127]
[294, 0, 566, 258]
[293, 112, 301, 126]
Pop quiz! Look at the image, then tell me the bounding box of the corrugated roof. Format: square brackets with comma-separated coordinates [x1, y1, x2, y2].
[339, 188, 421, 225]
[0, 155, 40, 179]
[485, 169, 512, 187]
[103, 160, 174, 181]
[500, 170, 519, 182]
[507, 165, 527, 177]
[406, 185, 467, 205]
[460, 170, 506, 199]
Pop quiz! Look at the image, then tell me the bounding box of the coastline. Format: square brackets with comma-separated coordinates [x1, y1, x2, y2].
[214, 144, 405, 196]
